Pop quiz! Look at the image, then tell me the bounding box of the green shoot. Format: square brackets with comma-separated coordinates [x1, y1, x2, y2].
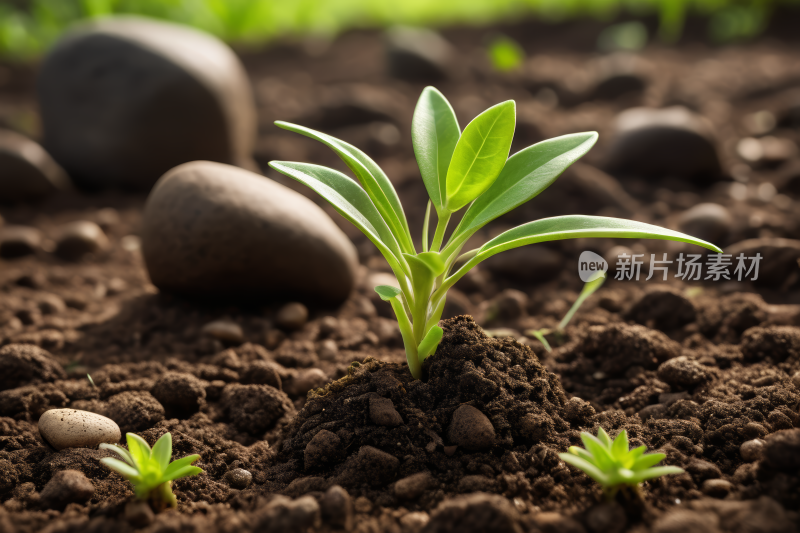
[87, 374, 96, 388]
[487, 35, 525, 72]
[269, 86, 721, 379]
[526, 270, 607, 352]
[100, 432, 202, 509]
[560, 428, 683, 498]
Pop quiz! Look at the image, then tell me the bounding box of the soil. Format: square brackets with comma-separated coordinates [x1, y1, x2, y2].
[3, 12, 800, 533]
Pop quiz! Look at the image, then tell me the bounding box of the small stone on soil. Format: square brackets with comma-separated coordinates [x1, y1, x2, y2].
[224, 468, 252, 489]
[448, 404, 496, 451]
[394, 471, 433, 500]
[202, 320, 244, 344]
[369, 396, 403, 427]
[740, 438, 766, 462]
[55, 221, 109, 260]
[0, 225, 43, 258]
[39, 470, 94, 510]
[38, 408, 121, 450]
[702, 478, 733, 498]
[320, 485, 352, 529]
[305, 429, 342, 470]
[276, 302, 309, 330]
[318, 339, 338, 360]
[287, 368, 328, 396]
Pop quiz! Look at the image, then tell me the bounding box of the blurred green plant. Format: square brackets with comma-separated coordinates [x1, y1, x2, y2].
[0, 0, 798, 60]
[486, 34, 525, 72]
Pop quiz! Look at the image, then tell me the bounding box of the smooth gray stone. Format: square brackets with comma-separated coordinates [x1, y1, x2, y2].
[0, 129, 71, 203]
[38, 16, 256, 191]
[141, 161, 358, 303]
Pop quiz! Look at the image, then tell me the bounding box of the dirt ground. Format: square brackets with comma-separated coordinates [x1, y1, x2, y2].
[2, 13, 800, 533]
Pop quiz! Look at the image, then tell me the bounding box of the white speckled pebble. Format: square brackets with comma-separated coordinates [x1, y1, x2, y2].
[38, 408, 121, 450]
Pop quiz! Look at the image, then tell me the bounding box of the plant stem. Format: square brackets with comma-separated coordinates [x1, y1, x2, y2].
[430, 211, 451, 253]
[390, 297, 420, 379]
[422, 201, 431, 253]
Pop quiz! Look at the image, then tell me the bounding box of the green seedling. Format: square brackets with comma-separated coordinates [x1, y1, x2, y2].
[560, 428, 683, 498]
[100, 432, 202, 509]
[269, 86, 721, 379]
[487, 34, 525, 72]
[526, 270, 606, 352]
[87, 374, 96, 388]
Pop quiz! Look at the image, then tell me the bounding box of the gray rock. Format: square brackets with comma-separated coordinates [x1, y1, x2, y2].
[38, 408, 120, 450]
[55, 221, 109, 260]
[320, 485, 353, 529]
[677, 203, 732, 244]
[605, 106, 721, 183]
[740, 438, 766, 462]
[355, 445, 399, 485]
[395, 472, 433, 500]
[224, 468, 252, 489]
[385, 26, 452, 81]
[276, 302, 309, 330]
[318, 339, 338, 361]
[448, 405, 495, 451]
[286, 368, 328, 397]
[141, 161, 358, 304]
[686, 458, 722, 482]
[0, 344, 66, 391]
[40, 470, 94, 510]
[202, 320, 244, 344]
[0, 129, 71, 203]
[369, 396, 403, 427]
[305, 429, 342, 471]
[0, 225, 42, 258]
[38, 16, 256, 191]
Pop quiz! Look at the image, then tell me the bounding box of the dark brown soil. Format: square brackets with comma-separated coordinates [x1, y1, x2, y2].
[2, 12, 800, 533]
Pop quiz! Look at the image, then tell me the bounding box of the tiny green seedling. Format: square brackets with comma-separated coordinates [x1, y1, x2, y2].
[100, 432, 202, 509]
[87, 374, 96, 388]
[269, 87, 721, 379]
[560, 428, 683, 498]
[526, 270, 607, 352]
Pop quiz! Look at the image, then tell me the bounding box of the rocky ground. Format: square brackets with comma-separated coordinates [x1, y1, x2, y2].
[1, 13, 800, 533]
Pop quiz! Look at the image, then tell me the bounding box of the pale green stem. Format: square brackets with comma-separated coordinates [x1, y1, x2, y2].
[390, 297, 420, 379]
[422, 201, 432, 253]
[430, 212, 451, 253]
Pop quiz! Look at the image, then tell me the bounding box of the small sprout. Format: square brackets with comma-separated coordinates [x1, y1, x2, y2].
[559, 428, 683, 498]
[100, 432, 202, 509]
[526, 271, 606, 352]
[87, 374, 96, 388]
[269, 86, 721, 379]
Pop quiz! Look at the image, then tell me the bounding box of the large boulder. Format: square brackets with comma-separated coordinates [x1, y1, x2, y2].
[604, 106, 721, 183]
[37, 16, 256, 191]
[141, 161, 358, 303]
[0, 129, 71, 203]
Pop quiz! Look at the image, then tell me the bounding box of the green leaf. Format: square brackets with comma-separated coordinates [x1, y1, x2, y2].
[447, 132, 598, 251]
[528, 329, 552, 352]
[101, 457, 141, 480]
[275, 121, 414, 253]
[558, 271, 606, 331]
[269, 161, 409, 277]
[151, 432, 172, 473]
[611, 429, 629, 458]
[99, 443, 134, 466]
[422, 200, 432, 252]
[580, 433, 614, 469]
[412, 87, 460, 213]
[444, 100, 516, 212]
[568, 446, 595, 463]
[126, 433, 152, 468]
[415, 251, 446, 277]
[163, 454, 201, 479]
[559, 453, 608, 485]
[596, 427, 612, 448]
[478, 215, 723, 259]
[632, 453, 667, 470]
[417, 325, 443, 362]
[162, 465, 203, 483]
[375, 285, 402, 301]
[629, 466, 684, 483]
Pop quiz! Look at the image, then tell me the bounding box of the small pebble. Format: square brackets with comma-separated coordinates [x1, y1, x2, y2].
[320, 485, 353, 529]
[318, 339, 338, 361]
[202, 320, 244, 344]
[0, 225, 42, 258]
[39, 408, 121, 450]
[55, 221, 109, 260]
[369, 396, 403, 427]
[276, 302, 309, 330]
[792, 371, 800, 389]
[287, 368, 328, 396]
[399, 512, 430, 530]
[740, 438, 766, 462]
[394, 471, 433, 500]
[40, 470, 94, 510]
[318, 316, 339, 336]
[448, 405, 495, 451]
[224, 468, 252, 489]
[701, 478, 733, 498]
[305, 429, 342, 470]
[677, 203, 732, 244]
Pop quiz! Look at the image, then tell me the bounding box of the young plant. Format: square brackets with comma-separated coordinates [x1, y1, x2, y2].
[269, 87, 721, 379]
[560, 428, 683, 498]
[100, 432, 202, 509]
[526, 270, 607, 352]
